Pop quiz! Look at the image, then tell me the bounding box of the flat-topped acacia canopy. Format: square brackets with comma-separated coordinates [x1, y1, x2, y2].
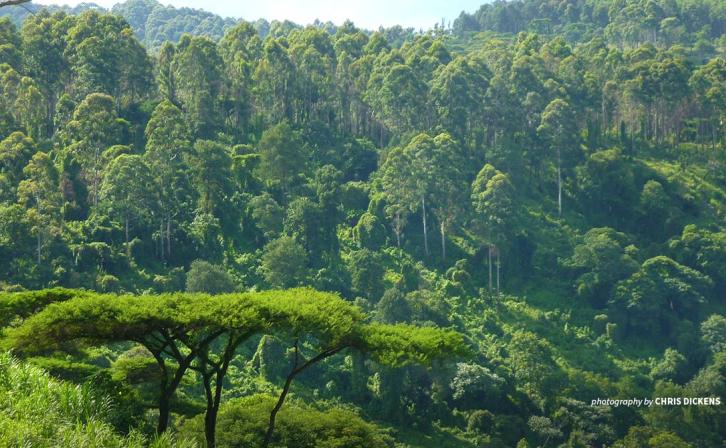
[3, 288, 465, 447]
[5, 288, 464, 360]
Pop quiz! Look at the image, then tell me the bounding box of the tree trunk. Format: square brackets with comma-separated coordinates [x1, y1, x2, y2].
[125, 214, 130, 259]
[166, 218, 172, 260]
[262, 344, 344, 448]
[202, 373, 216, 448]
[37, 230, 41, 266]
[158, 391, 171, 434]
[440, 222, 446, 261]
[557, 147, 562, 217]
[159, 219, 165, 259]
[488, 245, 492, 294]
[421, 196, 429, 257]
[496, 250, 501, 296]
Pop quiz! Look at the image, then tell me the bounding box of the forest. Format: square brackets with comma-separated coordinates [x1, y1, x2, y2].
[0, 0, 725, 446]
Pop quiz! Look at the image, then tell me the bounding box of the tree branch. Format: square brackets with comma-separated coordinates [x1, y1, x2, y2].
[0, 0, 30, 7]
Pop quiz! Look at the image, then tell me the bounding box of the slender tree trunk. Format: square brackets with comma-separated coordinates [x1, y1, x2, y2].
[159, 219, 165, 259]
[166, 218, 172, 260]
[488, 245, 493, 294]
[440, 222, 446, 261]
[125, 214, 130, 259]
[557, 147, 562, 217]
[421, 196, 429, 257]
[496, 250, 500, 296]
[37, 230, 41, 266]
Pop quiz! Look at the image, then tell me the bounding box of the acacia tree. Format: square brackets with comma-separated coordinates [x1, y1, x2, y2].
[7, 289, 465, 448]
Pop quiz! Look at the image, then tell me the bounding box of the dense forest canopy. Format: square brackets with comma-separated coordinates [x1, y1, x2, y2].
[0, 0, 725, 446]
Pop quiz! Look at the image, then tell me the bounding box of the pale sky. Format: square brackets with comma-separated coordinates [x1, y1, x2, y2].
[33, 0, 485, 30]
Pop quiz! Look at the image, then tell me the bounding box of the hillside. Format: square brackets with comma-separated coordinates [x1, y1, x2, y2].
[0, 0, 725, 446]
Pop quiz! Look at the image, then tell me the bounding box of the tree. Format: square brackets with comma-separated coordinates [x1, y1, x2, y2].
[99, 154, 154, 255]
[576, 149, 637, 226]
[16, 152, 61, 266]
[20, 11, 69, 135]
[64, 11, 152, 103]
[429, 56, 489, 146]
[564, 227, 639, 306]
[347, 249, 385, 301]
[261, 236, 308, 288]
[7, 289, 465, 448]
[379, 146, 416, 248]
[185, 260, 237, 294]
[537, 98, 581, 216]
[0, 131, 35, 202]
[188, 140, 233, 218]
[63, 93, 126, 206]
[0, 1, 30, 9]
[173, 35, 223, 138]
[249, 193, 284, 241]
[471, 164, 517, 293]
[428, 133, 468, 260]
[256, 122, 306, 198]
[611, 256, 713, 337]
[0, 203, 33, 282]
[700, 314, 726, 354]
[144, 100, 193, 261]
[0, 17, 20, 70]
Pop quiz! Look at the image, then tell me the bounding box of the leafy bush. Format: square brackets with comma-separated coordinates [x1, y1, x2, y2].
[178, 394, 392, 448]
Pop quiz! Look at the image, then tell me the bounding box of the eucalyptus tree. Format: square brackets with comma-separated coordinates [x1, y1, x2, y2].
[0, 131, 35, 202]
[173, 35, 224, 138]
[16, 151, 62, 265]
[20, 11, 69, 133]
[429, 133, 469, 260]
[537, 98, 580, 216]
[379, 146, 416, 249]
[471, 164, 517, 293]
[99, 154, 155, 255]
[144, 100, 193, 261]
[62, 93, 126, 207]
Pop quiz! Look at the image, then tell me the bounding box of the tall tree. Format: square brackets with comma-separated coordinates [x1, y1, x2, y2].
[144, 99, 193, 261]
[99, 154, 154, 256]
[256, 122, 306, 199]
[173, 35, 223, 138]
[537, 98, 580, 216]
[16, 151, 62, 265]
[62, 93, 126, 207]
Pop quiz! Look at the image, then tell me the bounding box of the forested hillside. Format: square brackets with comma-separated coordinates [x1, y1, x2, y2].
[0, 0, 725, 446]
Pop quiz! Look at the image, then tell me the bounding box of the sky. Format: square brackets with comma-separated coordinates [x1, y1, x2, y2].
[33, 0, 485, 30]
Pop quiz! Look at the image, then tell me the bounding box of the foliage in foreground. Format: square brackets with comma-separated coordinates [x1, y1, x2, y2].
[0, 352, 194, 448]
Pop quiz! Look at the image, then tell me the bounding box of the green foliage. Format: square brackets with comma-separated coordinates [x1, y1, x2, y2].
[0, 2, 725, 446]
[700, 314, 726, 354]
[611, 256, 714, 337]
[261, 236, 308, 288]
[0, 352, 191, 448]
[185, 260, 237, 294]
[179, 394, 392, 448]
